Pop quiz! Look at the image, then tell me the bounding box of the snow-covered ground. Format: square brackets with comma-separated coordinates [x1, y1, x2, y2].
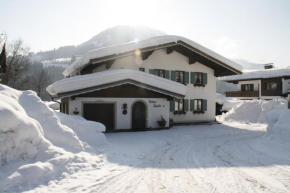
[1, 84, 290, 192]
[21, 122, 290, 193]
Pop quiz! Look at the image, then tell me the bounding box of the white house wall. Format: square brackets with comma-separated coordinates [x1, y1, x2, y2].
[93, 49, 216, 123]
[282, 78, 290, 94]
[69, 97, 170, 129]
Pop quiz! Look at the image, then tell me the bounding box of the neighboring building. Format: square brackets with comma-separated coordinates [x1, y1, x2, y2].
[47, 35, 242, 131]
[221, 65, 290, 100]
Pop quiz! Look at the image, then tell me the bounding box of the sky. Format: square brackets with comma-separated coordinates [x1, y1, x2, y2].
[1, 0, 290, 68]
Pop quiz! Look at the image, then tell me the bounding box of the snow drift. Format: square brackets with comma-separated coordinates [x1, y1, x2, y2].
[0, 84, 107, 192]
[216, 93, 242, 112]
[217, 99, 288, 124]
[55, 112, 107, 147]
[0, 84, 84, 153]
[266, 109, 290, 141]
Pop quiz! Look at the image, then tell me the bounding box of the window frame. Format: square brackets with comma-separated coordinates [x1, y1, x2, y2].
[155, 69, 165, 78]
[176, 71, 185, 84]
[194, 99, 203, 113]
[139, 68, 145, 72]
[265, 82, 278, 91]
[195, 72, 203, 85]
[241, 84, 254, 92]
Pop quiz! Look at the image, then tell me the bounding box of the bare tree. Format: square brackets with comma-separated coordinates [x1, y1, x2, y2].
[29, 64, 50, 97]
[2, 39, 31, 89]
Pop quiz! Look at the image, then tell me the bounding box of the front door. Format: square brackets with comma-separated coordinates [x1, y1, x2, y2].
[132, 101, 146, 130]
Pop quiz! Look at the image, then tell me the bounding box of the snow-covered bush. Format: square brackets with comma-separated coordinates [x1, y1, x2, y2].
[217, 99, 287, 124]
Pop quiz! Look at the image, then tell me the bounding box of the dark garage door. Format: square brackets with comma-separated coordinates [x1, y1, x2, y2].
[83, 103, 115, 132]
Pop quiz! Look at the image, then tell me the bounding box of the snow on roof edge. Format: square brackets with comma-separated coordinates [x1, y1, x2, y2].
[47, 69, 188, 98]
[220, 68, 290, 82]
[63, 35, 243, 77]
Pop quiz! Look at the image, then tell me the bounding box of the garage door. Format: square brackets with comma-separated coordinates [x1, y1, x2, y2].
[83, 103, 115, 132]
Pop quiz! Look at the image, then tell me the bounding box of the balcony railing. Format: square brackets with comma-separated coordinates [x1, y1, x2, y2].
[225, 91, 259, 98]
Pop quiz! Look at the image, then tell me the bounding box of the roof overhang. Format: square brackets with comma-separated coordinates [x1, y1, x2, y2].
[63, 35, 243, 77]
[47, 69, 187, 99]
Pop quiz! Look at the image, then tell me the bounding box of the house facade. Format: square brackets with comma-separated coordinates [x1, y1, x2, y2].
[47, 35, 242, 131]
[221, 66, 290, 100]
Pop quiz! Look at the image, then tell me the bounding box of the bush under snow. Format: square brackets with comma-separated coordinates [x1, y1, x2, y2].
[217, 99, 288, 124]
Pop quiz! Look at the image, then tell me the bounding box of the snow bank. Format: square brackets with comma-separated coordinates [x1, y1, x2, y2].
[266, 109, 290, 141]
[45, 101, 60, 110]
[215, 93, 241, 112]
[0, 84, 108, 192]
[0, 92, 51, 165]
[217, 99, 287, 124]
[55, 112, 107, 147]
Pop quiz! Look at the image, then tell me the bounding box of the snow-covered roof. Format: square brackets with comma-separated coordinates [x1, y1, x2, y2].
[47, 69, 188, 99]
[63, 35, 242, 77]
[220, 67, 290, 82]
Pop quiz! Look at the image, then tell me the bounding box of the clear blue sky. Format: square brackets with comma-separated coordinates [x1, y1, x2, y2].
[1, 0, 290, 67]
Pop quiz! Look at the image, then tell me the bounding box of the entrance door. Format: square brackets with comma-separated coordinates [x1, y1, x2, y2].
[83, 103, 115, 132]
[132, 101, 146, 130]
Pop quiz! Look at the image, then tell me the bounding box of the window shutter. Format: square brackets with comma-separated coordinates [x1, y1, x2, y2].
[250, 84, 254, 91]
[171, 71, 176, 81]
[203, 73, 208, 85]
[185, 72, 189, 84]
[165, 70, 170, 79]
[149, 69, 154, 75]
[190, 99, 195, 111]
[203, 99, 207, 111]
[154, 69, 158, 76]
[170, 100, 175, 112]
[184, 99, 189, 111]
[191, 72, 195, 84]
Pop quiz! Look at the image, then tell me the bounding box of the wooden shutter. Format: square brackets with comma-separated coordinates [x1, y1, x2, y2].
[170, 100, 175, 112]
[149, 69, 154, 75]
[184, 99, 189, 111]
[171, 71, 176, 81]
[203, 99, 207, 111]
[190, 99, 195, 111]
[191, 72, 195, 84]
[250, 84, 254, 91]
[185, 72, 189, 84]
[165, 70, 170, 79]
[154, 69, 158, 76]
[203, 73, 208, 84]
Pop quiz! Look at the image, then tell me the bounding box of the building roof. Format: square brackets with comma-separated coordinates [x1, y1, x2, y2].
[47, 69, 188, 99]
[220, 67, 290, 82]
[63, 35, 243, 77]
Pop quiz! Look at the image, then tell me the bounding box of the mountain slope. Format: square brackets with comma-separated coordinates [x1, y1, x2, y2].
[75, 25, 166, 55]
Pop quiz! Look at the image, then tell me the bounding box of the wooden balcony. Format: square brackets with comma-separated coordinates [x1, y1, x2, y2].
[225, 91, 259, 98]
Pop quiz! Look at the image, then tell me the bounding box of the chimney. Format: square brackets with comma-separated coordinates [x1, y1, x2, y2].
[264, 63, 274, 70]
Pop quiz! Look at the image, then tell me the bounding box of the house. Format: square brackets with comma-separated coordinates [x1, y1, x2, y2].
[220, 64, 290, 100]
[46, 35, 242, 131]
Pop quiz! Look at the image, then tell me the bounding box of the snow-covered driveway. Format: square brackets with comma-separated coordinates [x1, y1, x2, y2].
[32, 123, 290, 193]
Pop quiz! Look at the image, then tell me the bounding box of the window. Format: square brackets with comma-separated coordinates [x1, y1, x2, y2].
[195, 73, 203, 84]
[139, 68, 145, 72]
[265, 82, 277, 90]
[175, 99, 183, 111]
[241, 84, 254, 91]
[176, 71, 185, 84]
[155, 69, 165, 78]
[194, 99, 203, 111]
